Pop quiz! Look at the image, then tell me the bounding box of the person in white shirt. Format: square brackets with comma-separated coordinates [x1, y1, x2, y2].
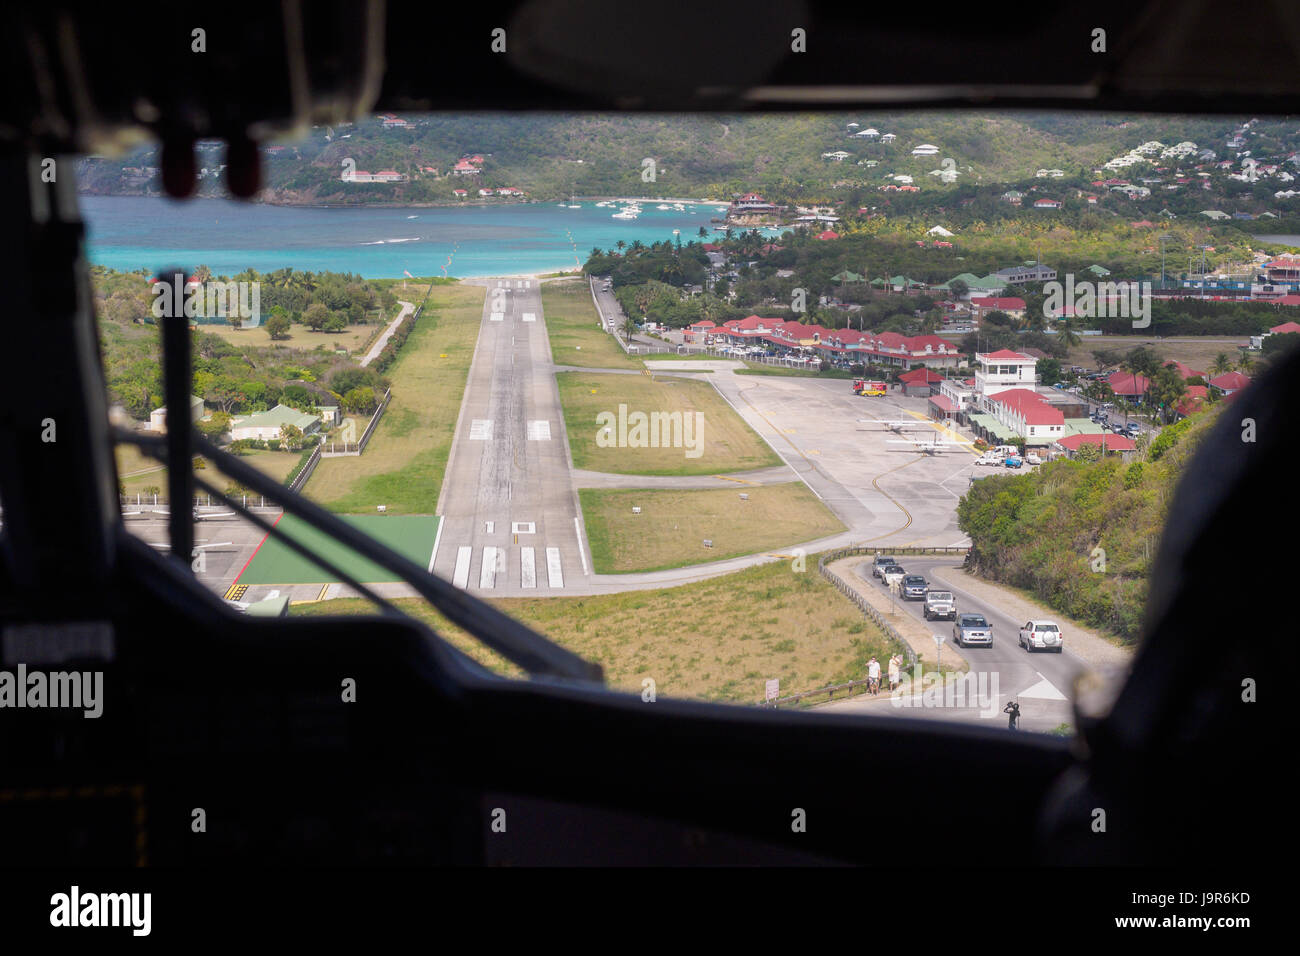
[888, 655, 902, 691]
[867, 657, 881, 695]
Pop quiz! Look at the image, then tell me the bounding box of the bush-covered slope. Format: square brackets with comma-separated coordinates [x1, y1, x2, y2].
[957, 408, 1222, 642]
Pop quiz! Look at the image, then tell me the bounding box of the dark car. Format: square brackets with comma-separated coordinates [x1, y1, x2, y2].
[901, 574, 928, 599]
[871, 554, 898, 578]
[953, 613, 993, 647]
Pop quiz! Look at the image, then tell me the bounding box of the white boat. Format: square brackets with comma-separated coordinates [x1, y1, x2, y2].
[567, 204, 582, 208]
[656, 204, 671, 210]
[612, 211, 638, 220]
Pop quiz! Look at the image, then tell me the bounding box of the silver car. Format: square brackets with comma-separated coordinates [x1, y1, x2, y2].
[953, 613, 993, 647]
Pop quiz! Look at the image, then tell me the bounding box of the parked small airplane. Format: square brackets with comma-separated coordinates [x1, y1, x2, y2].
[886, 435, 963, 455]
[145, 539, 236, 552]
[123, 507, 237, 521]
[860, 418, 932, 434]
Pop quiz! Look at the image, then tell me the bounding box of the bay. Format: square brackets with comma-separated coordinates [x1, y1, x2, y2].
[79, 196, 768, 279]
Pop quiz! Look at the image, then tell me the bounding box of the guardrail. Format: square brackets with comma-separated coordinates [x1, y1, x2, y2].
[356, 387, 392, 453]
[757, 546, 970, 708]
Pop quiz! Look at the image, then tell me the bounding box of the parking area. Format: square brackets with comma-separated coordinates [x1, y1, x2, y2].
[708, 372, 981, 547]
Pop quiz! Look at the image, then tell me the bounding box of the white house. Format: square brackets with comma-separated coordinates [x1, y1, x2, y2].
[230, 404, 322, 442]
[149, 395, 205, 433]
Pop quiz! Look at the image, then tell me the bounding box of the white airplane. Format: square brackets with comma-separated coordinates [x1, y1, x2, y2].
[860, 418, 933, 434]
[145, 539, 236, 552]
[886, 435, 964, 455]
[124, 507, 237, 521]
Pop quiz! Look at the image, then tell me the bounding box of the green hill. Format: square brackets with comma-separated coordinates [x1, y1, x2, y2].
[957, 407, 1223, 643]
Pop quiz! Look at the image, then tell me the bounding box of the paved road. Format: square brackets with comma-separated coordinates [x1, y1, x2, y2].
[431, 278, 589, 596]
[359, 300, 414, 367]
[819, 556, 1083, 732]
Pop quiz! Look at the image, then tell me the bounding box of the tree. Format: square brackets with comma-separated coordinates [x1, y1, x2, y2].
[1036, 358, 1062, 386]
[1147, 365, 1187, 424]
[279, 423, 304, 451]
[303, 302, 330, 331]
[1057, 321, 1081, 349]
[1236, 350, 1254, 374]
[324, 311, 347, 333]
[948, 278, 969, 300]
[1211, 352, 1233, 376]
[197, 411, 232, 441]
[265, 314, 291, 340]
[342, 386, 376, 413]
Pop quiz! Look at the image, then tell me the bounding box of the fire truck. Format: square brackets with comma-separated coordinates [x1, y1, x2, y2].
[852, 379, 888, 396]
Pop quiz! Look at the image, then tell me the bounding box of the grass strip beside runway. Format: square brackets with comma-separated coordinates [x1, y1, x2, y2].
[579, 483, 844, 573]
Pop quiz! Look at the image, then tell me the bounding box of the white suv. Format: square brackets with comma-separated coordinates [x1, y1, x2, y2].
[1019, 620, 1063, 653]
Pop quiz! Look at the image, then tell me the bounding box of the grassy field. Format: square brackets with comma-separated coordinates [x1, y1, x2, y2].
[116, 445, 303, 497]
[556, 371, 782, 476]
[306, 283, 484, 513]
[1064, 335, 1250, 372]
[541, 279, 640, 369]
[196, 320, 378, 355]
[291, 556, 899, 705]
[579, 483, 844, 573]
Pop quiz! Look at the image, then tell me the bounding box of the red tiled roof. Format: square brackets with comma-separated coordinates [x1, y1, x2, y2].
[900, 368, 945, 384]
[1107, 371, 1151, 395]
[970, 297, 1027, 311]
[983, 349, 1033, 360]
[816, 230, 840, 240]
[1270, 320, 1300, 333]
[991, 388, 1065, 426]
[1208, 371, 1251, 391]
[929, 395, 955, 412]
[1056, 434, 1135, 452]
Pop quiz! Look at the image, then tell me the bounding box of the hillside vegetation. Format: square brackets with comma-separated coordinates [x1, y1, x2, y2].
[957, 407, 1222, 642]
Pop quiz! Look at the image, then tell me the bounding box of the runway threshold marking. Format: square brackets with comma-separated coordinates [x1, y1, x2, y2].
[521, 547, 537, 588]
[229, 511, 283, 588]
[480, 546, 504, 588]
[452, 547, 472, 589]
[546, 547, 564, 588]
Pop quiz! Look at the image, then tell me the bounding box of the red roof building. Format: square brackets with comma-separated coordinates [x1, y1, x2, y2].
[816, 230, 840, 240]
[1107, 370, 1151, 397]
[1055, 433, 1136, 455]
[1270, 320, 1300, 334]
[1208, 371, 1251, 394]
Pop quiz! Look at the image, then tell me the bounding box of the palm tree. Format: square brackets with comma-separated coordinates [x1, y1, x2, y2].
[1211, 352, 1232, 376]
[1237, 351, 1254, 374]
[1058, 321, 1081, 349]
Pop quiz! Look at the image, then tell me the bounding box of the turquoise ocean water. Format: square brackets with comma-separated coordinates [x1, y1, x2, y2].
[80, 196, 772, 279]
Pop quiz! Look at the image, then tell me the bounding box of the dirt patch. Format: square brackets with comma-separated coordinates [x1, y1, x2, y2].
[929, 565, 1135, 672]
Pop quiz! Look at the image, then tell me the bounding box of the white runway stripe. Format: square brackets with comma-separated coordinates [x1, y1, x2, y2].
[490, 311, 504, 322]
[546, 547, 564, 589]
[520, 547, 536, 588]
[522, 312, 536, 322]
[527, 420, 551, 441]
[479, 546, 504, 588]
[452, 547, 472, 589]
[469, 420, 493, 440]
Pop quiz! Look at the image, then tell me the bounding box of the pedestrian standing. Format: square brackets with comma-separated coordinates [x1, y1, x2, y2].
[1004, 700, 1021, 730]
[888, 655, 901, 691]
[867, 656, 881, 695]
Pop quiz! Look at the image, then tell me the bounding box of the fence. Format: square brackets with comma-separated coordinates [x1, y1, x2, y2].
[320, 388, 392, 458]
[119, 493, 281, 512]
[287, 444, 321, 494]
[757, 546, 970, 708]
